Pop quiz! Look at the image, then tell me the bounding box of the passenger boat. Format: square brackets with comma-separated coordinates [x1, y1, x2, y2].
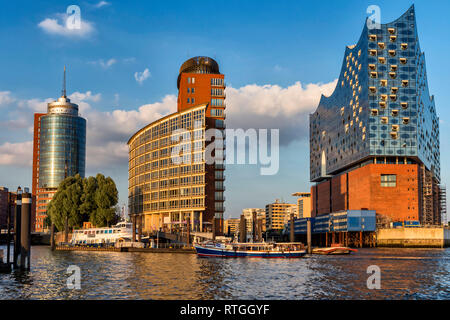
[70, 221, 133, 246]
[194, 241, 306, 258]
[312, 243, 358, 255]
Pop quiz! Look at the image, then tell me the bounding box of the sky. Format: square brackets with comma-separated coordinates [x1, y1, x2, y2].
[0, 0, 449, 221]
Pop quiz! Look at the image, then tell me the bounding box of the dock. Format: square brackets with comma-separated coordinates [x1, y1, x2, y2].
[54, 245, 195, 253]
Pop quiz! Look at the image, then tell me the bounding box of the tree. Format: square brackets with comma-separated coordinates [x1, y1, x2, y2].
[90, 174, 119, 227]
[48, 173, 120, 234]
[47, 174, 84, 241]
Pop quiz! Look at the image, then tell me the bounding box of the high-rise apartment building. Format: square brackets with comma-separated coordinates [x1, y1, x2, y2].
[32, 69, 86, 232]
[128, 57, 226, 235]
[265, 200, 296, 231]
[292, 192, 312, 218]
[309, 6, 443, 225]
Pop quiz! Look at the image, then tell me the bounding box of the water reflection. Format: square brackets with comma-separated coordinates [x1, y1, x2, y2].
[0, 246, 449, 299]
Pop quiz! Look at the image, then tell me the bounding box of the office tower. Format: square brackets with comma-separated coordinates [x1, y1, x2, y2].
[309, 6, 442, 225]
[128, 56, 225, 235]
[32, 68, 86, 232]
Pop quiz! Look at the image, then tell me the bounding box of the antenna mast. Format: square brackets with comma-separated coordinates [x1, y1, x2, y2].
[62, 66, 67, 97]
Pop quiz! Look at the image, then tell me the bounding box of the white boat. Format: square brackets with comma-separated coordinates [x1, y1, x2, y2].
[70, 222, 133, 246]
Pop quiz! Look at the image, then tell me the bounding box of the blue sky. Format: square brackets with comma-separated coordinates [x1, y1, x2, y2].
[0, 0, 449, 220]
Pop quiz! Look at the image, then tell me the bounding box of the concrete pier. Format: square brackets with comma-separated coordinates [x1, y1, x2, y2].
[377, 227, 450, 248]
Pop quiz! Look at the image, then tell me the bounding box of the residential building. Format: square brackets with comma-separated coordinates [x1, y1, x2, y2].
[0, 187, 16, 230]
[242, 208, 266, 234]
[128, 56, 226, 235]
[265, 200, 296, 231]
[224, 218, 240, 236]
[292, 192, 312, 218]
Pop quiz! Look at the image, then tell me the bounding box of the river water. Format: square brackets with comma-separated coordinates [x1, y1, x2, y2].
[0, 246, 449, 299]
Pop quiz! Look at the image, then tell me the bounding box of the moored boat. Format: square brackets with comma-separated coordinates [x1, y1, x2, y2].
[312, 243, 357, 255]
[71, 221, 133, 247]
[194, 241, 306, 258]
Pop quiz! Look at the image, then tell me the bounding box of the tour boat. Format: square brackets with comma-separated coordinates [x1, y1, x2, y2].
[70, 221, 133, 246]
[194, 241, 306, 258]
[312, 243, 358, 255]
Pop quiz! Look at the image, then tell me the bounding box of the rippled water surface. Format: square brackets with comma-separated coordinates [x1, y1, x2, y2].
[1, 246, 449, 299]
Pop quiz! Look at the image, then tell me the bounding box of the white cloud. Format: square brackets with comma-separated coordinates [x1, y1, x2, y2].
[226, 80, 337, 144]
[18, 98, 53, 112]
[0, 91, 14, 106]
[38, 14, 95, 38]
[95, 1, 110, 8]
[0, 80, 336, 169]
[83, 94, 176, 168]
[89, 58, 117, 69]
[134, 68, 151, 85]
[0, 141, 33, 167]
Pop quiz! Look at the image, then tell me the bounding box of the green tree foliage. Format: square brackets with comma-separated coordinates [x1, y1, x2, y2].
[90, 174, 119, 227]
[48, 173, 119, 230]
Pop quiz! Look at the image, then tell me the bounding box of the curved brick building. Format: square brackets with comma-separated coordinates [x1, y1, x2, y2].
[309, 6, 443, 225]
[128, 56, 226, 235]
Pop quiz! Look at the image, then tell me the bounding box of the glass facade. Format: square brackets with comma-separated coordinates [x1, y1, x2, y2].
[310, 5, 440, 183]
[128, 104, 225, 233]
[39, 104, 86, 188]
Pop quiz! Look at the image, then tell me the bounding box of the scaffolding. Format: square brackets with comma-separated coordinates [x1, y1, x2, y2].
[439, 185, 447, 225]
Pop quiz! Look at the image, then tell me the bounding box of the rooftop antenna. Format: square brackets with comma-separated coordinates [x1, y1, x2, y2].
[62, 65, 67, 97]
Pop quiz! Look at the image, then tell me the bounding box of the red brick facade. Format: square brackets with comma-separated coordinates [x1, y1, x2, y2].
[312, 163, 420, 222]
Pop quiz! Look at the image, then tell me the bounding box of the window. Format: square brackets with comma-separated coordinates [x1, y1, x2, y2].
[401, 102, 408, 109]
[381, 174, 396, 187]
[378, 42, 385, 49]
[401, 43, 408, 50]
[388, 50, 396, 57]
[400, 58, 407, 64]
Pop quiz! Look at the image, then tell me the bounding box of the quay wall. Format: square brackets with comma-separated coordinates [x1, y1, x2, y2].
[377, 227, 449, 248]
